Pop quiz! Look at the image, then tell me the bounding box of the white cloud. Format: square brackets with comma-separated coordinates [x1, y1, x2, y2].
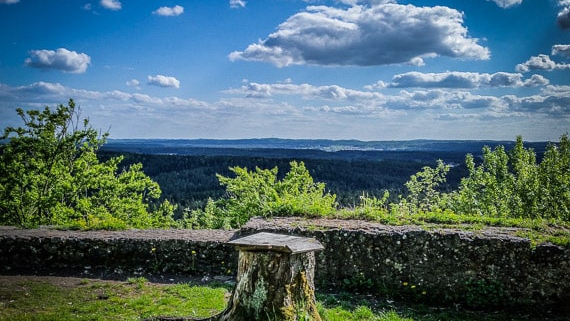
[1, 81, 568, 141]
[100, 0, 121, 11]
[25, 48, 91, 74]
[153, 5, 184, 16]
[147, 75, 180, 88]
[230, 0, 246, 9]
[226, 79, 570, 119]
[552, 44, 570, 57]
[387, 71, 548, 88]
[487, 0, 522, 8]
[557, 2, 570, 29]
[232, 81, 384, 101]
[516, 54, 570, 72]
[126, 79, 140, 89]
[229, 3, 489, 67]
[522, 74, 550, 87]
[0, 0, 20, 4]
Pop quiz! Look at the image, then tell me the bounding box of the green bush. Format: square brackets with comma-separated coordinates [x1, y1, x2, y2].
[0, 100, 176, 229]
[354, 134, 569, 229]
[184, 161, 337, 228]
[450, 134, 569, 221]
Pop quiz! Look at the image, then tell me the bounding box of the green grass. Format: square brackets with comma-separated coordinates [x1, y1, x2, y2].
[0, 278, 565, 321]
[0, 278, 227, 321]
[332, 208, 570, 247]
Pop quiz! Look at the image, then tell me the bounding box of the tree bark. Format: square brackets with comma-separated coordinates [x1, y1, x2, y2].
[216, 250, 321, 321]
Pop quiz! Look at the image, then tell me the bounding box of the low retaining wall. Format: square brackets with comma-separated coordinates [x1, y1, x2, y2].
[241, 218, 570, 309]
[0, 227, 239, 278]
[1, 218, 568, 309]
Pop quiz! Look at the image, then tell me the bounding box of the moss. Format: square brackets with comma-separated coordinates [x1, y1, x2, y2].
[249, 278, 268, 319]
[282, 272, 322, 321]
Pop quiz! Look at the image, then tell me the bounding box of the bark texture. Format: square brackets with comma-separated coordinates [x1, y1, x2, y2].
[217, 250, 322, 321]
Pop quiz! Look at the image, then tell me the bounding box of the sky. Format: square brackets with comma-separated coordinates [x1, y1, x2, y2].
[1, 0, 569, 141]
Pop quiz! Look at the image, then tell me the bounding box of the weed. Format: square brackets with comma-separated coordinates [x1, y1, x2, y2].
[127, 276, 148, 289]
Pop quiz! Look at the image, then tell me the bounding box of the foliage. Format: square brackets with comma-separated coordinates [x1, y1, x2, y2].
[449, 134, 570, 221]
[401, 159, 451, 213]
[106, 151, 448, 215]
[0, 100, 176, 229]
[217, 160, 337, 220]
[184, 161, 337, 228]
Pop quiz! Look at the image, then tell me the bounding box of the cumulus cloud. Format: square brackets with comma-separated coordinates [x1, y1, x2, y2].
[147, 75, 180, 88]
[516, 54, 570, 72]
[230, 0, 246, 9]
[487, 0, 522, 8]
[1, 80, 568, 140]
[25, 48, 91, 74]
[523, 74, 550, 87]
[558, 8, 570, 29]
[552, 44, 570, 57]
[0, 82, 209, 110]
[100, 0, 121, 11]
[557, 1, 570, 29]
[229, 3, 489, 67]
[153, 5, 184, 16]
[126, 79, 140, 89]
[228, 82, 382, 101]
[225, 78, 570, 119]
[387, 71, 548, 88]
[233, 81, 384, 101]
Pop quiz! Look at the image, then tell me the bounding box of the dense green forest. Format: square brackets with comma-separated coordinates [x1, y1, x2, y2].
[99, 151, 469, 217]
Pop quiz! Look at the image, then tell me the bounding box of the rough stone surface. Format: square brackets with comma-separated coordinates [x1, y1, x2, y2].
[0, 226, 239, 278]
[1, 218, 569, 309]
[240, 218, 570, 308]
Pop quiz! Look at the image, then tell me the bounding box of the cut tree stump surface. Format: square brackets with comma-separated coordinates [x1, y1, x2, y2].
[227, 232, 324, 254]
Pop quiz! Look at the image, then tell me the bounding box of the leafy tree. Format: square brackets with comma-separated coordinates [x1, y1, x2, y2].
[450, 134, 569, 221]
[0, 99, 176, 229]
[403, 159, 450, 213]
[451, 145, 515, 217]
[538, 134, 570, 220]
[186, 161, 337, 229]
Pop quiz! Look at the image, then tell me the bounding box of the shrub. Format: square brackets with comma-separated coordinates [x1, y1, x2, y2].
[0, 100, 176, 229]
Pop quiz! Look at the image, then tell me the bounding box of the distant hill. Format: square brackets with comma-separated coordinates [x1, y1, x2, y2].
[102, 138, 549, 162]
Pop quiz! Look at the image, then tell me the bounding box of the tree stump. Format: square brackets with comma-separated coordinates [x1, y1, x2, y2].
[146, 232, 324, 321]
[218, 232, 324, 321]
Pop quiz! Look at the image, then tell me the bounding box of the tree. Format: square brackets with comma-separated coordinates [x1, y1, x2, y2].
[538, 134, 570, 220]
[403, 159, 450, 213]
[186, 161, 337, 229]
[0, 99, 176, 229]
[451, 145, 515, 217]
[450, 134, 569, 221]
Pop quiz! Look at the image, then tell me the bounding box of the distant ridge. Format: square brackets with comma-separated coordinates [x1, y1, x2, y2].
[104, 138, 548, 153]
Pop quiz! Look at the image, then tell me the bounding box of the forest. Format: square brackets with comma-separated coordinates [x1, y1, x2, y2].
[99, 150, 470, 217]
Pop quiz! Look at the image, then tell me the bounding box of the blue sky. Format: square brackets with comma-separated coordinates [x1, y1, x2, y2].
[1, 0, 569, 141]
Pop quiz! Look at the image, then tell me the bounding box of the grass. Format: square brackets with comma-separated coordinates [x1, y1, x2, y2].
[332, 208, 570, 247]
[0, 277, 566, 321]
[0, 277, 227, 321]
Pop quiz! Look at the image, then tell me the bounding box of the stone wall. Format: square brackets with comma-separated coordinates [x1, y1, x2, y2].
[240, 218, 570, 309]
[1, 218, 568, 309]
[0, 227, 239, 278]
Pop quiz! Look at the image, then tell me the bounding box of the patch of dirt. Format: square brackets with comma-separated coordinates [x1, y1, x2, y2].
[0, 271, 232, 289]
[0, 274, 120, 288]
